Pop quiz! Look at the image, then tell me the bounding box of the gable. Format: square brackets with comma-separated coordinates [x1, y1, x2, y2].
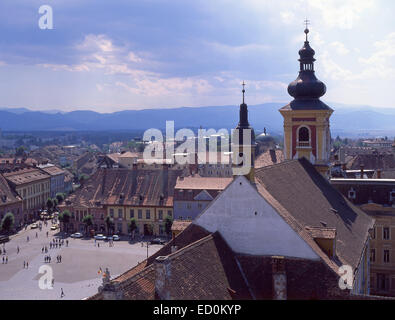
[194, 176, 319, 260]
[193, 189, 214, 201]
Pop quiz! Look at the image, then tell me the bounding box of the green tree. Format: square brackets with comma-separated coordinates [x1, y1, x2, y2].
[164, 215, 173, 237]
[15, 146, 26, 156]
[128, 218, 138, 239]
[58, 210, 71, 233]
[105, 216, 114, 235]
[46, 198, 54, 213]
[82, 214, 94, 236]
[56, 193, 65, 204]
[1, 212, 14, 234]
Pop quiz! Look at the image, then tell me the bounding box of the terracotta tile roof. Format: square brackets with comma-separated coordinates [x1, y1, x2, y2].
[254, 158, 375, 270]
[39, 165, 65, 176]
[347, 153, 395, 170]
[119, 152, 140, 158]
[255, 149, 284, 168]
[175, 175, 232, 190]
[3, 167, 50, 185]
[64, 167, 184, 208]
[171, 220, 192, 232]
[0, 174, 21, 205]
[154, 232, 251, 300]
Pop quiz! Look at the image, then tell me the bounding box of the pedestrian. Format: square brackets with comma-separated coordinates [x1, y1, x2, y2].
[23, 261, 25, 268]
[60, 288, 65, 298]
[5, 256, 7, 264]
[52, 278, 54, 287]
[66, 240, 68, 247]
[42, 247, 44, 253]
[46, 231, 48, 238]
[97, 243, 100, 248]
[17, 246, 19, 254]
[26, 262, 28, 268]
[2, 256, 4, 264]
[60, 255, 62, 263]
[36, 232, 38, 238]
[0, 248, 2, 255]
[27, 236, 29, 242]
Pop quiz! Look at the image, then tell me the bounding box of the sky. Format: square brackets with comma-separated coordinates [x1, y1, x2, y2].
[0, 0, 394, 113]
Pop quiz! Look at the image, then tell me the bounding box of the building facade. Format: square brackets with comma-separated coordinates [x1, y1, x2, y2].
[3, 167, 50, 222]
[39, 164, 66, 198]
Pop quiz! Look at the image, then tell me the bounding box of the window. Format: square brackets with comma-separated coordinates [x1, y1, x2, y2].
[138, 209, 142, 219]
[377, 274, 389, 291]
[146, 210, 150, 219]
[187, 204, 192, 209]
[371, 227, 376, 239]
[383, 227, 390, 240]
[118, 209, 123, 218]
[384, 250, 390, 263]
[109, 208, 114, 218]
[370, 249, 375, 262]
[298, 127, 310, 147]
[158, 210, 163, 220]
[167, 210, 172, 217]
[198, 203, 202, 209]
[348, 188, 356, 200]
[130, 209, 134, 218]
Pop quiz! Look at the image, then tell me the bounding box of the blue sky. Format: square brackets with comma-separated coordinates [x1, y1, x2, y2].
[0, 0, 394, 112]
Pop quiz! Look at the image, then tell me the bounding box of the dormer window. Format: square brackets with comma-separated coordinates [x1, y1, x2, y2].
[348, 188, 356, 200]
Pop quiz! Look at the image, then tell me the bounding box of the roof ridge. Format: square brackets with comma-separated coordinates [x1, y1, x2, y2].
[165, 233, 216, 260]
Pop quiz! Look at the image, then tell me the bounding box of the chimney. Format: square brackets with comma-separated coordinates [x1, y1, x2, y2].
[377, 169, 382, 179]
[360, 164, 364, 179]
[154, 256, 171, 300]
[271, 256, 287, 300]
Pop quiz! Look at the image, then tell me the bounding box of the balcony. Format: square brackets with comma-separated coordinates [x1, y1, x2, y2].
[297, 141, 311, 148]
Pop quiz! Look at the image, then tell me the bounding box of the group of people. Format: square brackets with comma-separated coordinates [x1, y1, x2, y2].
[23, 261, 29, 268]
[44, 255, 52, 263]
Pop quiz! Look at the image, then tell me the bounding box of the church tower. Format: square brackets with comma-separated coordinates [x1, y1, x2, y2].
[232, 82, 256, 182]
[279, 23, 333, 177]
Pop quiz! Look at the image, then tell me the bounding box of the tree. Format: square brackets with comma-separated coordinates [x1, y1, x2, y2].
[1, 212, 14, 234]
[46, 198, 54, 213]
[56, 193, 65, 204]
[58, 210, 71, 233]
[15, 146, 26, 156]
[164, 215, 173, 237]
[53, 198, 58, 209]
[105, 216, 114, 235]
[82, 214, 93, 236]
[128, 218, 138, 239]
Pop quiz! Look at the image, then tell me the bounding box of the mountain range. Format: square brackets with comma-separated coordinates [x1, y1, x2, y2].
[0, 103, 395, 137]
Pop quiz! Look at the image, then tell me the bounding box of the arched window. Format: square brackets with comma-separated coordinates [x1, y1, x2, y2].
[299, 127, 309, 142]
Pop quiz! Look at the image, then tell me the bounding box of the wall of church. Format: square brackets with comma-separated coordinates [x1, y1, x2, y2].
[194, 176, 320, 259]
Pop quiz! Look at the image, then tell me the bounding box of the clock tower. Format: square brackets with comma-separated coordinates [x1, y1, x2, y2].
[279, 24, 333, 177]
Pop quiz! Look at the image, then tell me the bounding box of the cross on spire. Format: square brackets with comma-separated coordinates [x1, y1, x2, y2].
[304, 19, 310, 41]
[242, 81, 246, 104]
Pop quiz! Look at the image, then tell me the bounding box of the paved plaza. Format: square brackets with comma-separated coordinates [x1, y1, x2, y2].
[0, 222, 162, 300]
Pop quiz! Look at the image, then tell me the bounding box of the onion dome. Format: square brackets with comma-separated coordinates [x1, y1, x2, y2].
[285, 27, 330, 110]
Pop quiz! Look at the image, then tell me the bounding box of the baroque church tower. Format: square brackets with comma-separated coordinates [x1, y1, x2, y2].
[232, 82, 256, 182]
[279, 24, 333, 177]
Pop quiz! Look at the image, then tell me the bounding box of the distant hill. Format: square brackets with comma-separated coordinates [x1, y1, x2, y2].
[0, 103, 394, 137]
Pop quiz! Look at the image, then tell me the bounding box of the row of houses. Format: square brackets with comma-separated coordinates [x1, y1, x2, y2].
[0, 161, 72, 228]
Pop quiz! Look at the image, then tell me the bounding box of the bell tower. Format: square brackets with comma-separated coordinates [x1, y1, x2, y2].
[232, 82, 256, 182]
[279, 22, 333, 177]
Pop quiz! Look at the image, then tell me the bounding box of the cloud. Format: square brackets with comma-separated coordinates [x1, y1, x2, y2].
[330, 41, 350, 55]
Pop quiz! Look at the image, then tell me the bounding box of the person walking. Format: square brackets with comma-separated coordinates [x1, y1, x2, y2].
[23, 261, 25, 268]
[27, 236, 29, 242]
[2, 256, 4, 264]
[36, 232, 38, 238]
[60, 288, 65, 298]
[6, 256, 8, 264]
[26, 261, 28, 268]
[17, 246, 19, 254]
[46, 231, 48, 238]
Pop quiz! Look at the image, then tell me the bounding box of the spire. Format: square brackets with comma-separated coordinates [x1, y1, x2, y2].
[304, 19, 310, 42]
[286, 22, 329, 109]
[242, 80, 246, 104]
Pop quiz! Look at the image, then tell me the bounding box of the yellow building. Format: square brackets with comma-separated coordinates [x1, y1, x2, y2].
[279, 27, 333, 177]
[3, 167, 51, 221]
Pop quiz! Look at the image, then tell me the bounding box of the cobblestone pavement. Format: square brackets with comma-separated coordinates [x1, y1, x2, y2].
[0, 222, 162, 300]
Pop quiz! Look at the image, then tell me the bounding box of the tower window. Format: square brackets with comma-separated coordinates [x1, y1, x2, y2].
[298, 126, 310, 147]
